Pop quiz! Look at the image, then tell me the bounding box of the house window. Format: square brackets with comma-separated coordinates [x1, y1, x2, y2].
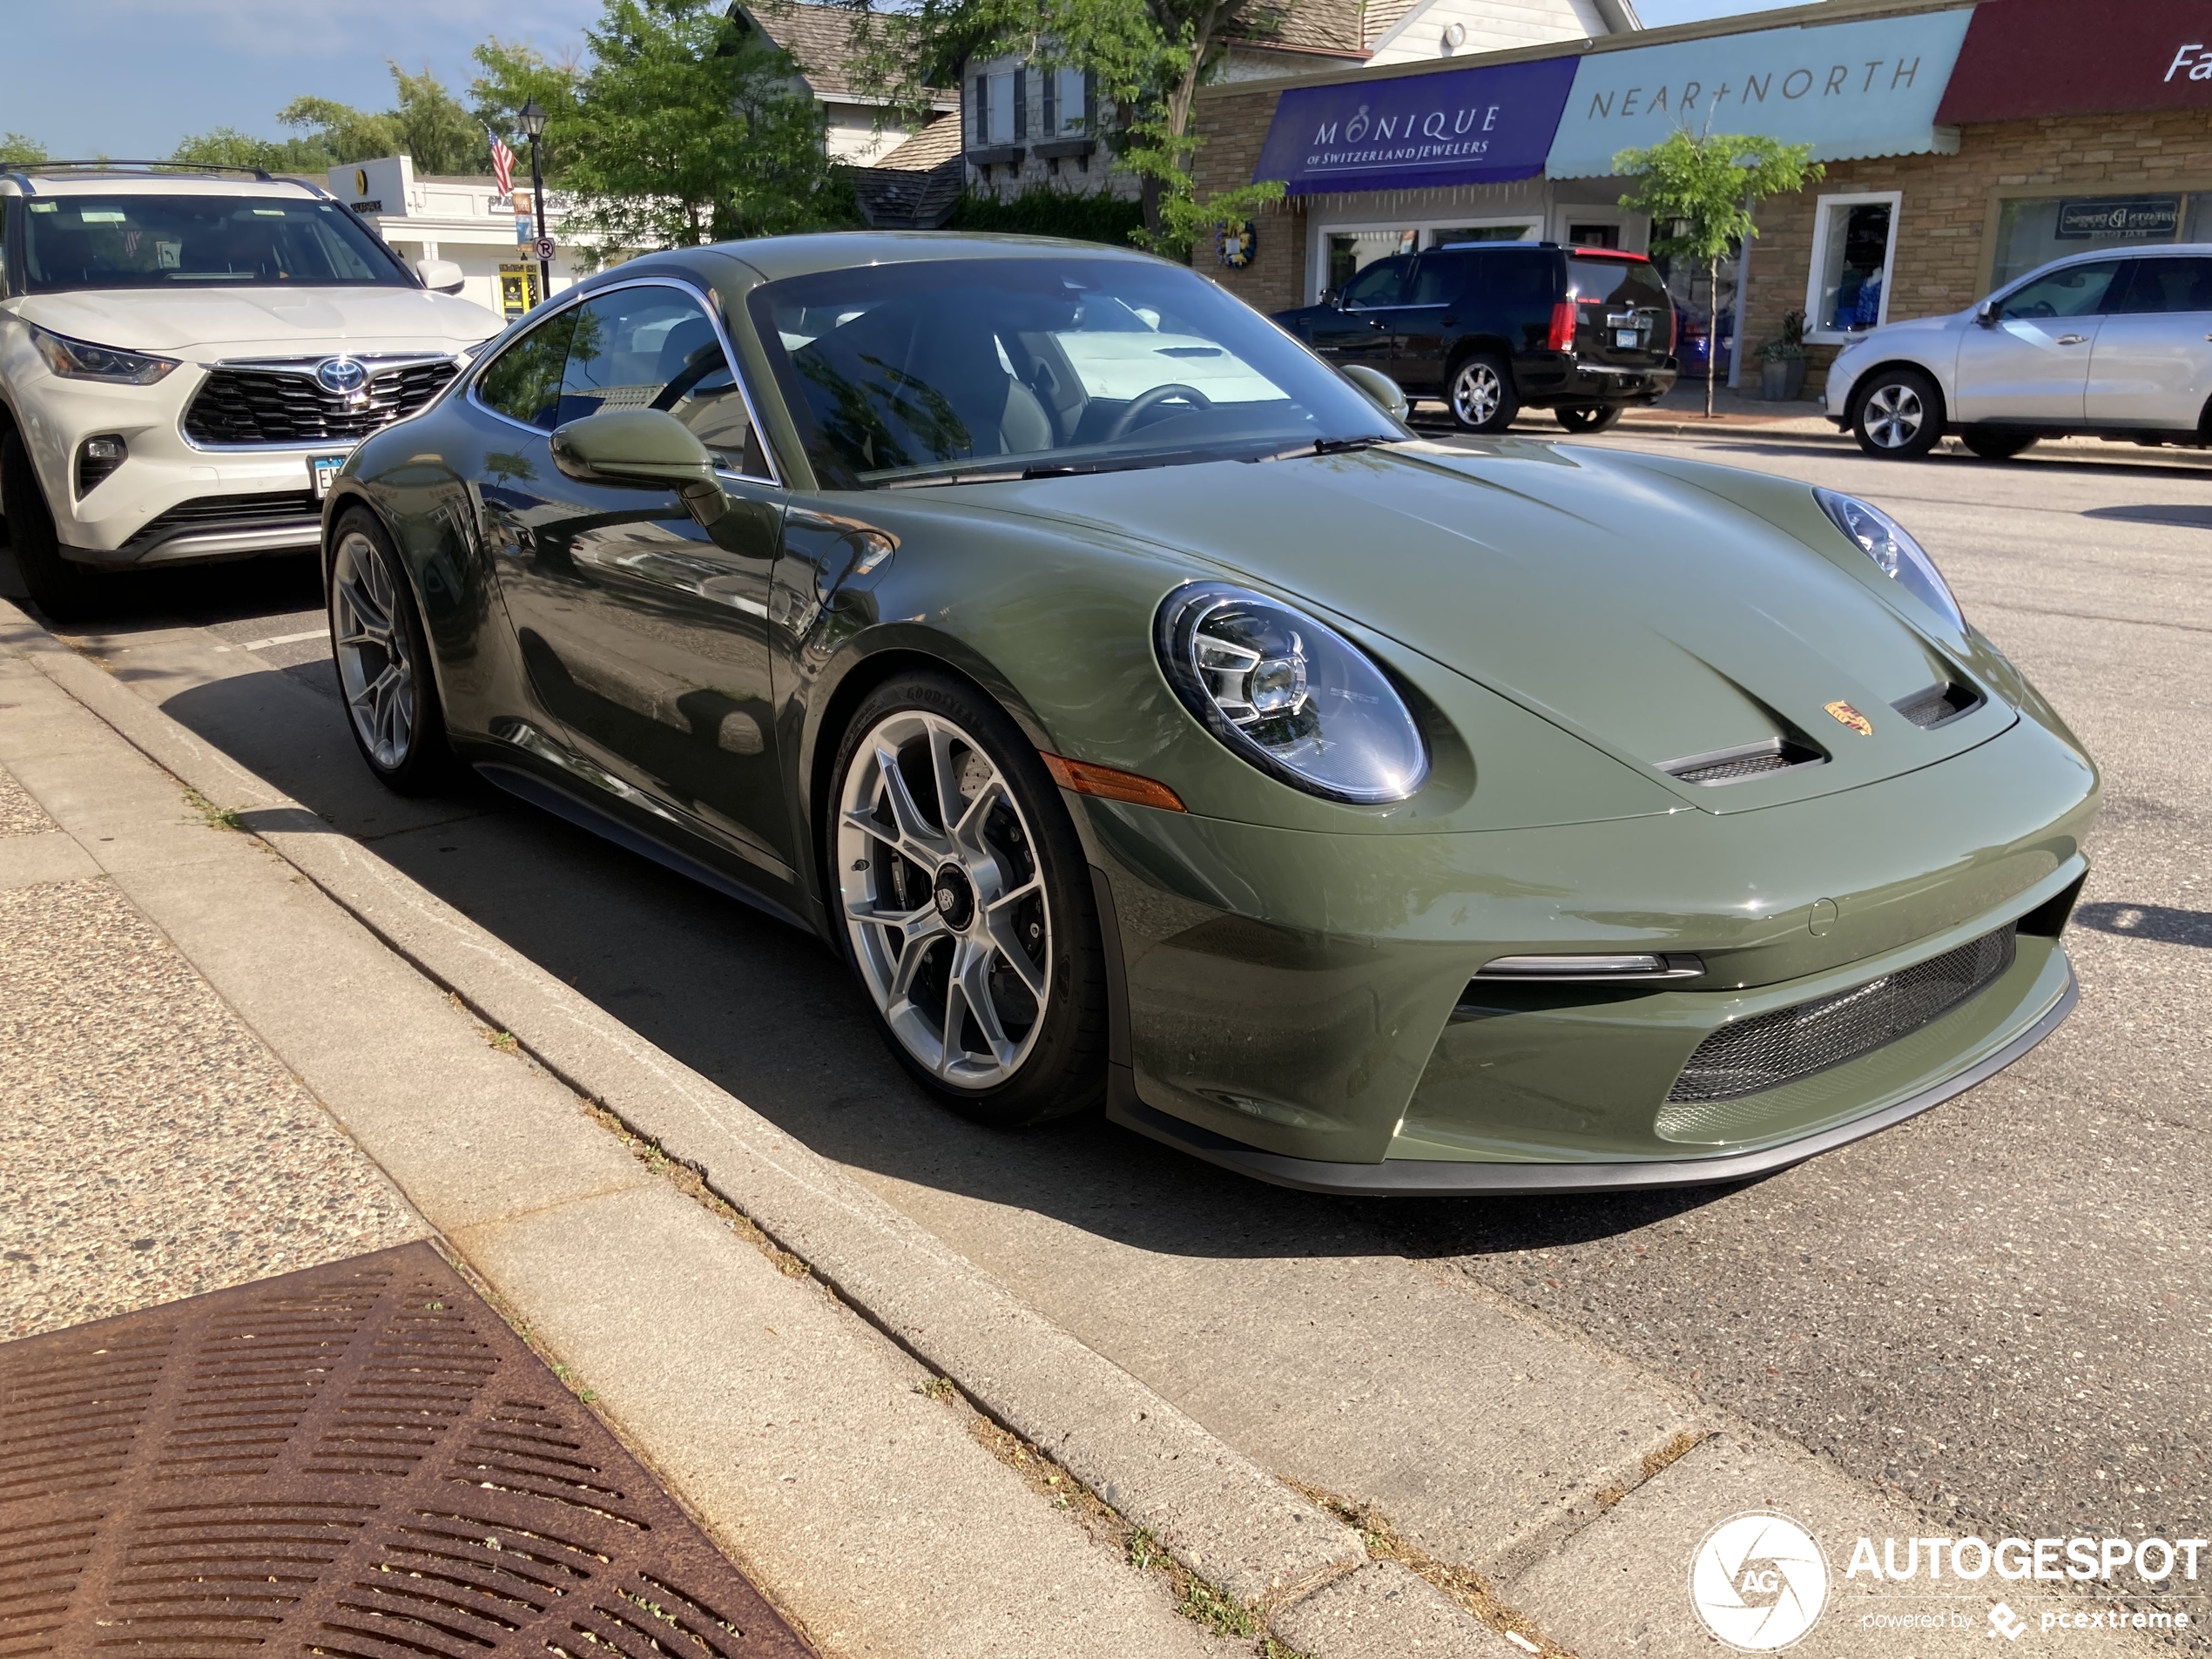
[1056, 68, 1088, 135]
[1805, 192, 1901, 342]
[988, 72, 1016, 145]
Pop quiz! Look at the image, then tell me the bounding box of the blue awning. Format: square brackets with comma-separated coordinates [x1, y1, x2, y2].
[1545, 10, 1973, 179]
[1252, 55, 1578, 197]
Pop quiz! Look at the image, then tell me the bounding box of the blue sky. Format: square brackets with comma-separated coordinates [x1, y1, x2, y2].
[2, 0, 1808, 159]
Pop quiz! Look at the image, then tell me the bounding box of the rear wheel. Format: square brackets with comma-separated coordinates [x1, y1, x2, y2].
[1, 428, 105, 620]
[1554, 405, 1623, 435]
[1447, 352, 1519, 434]
[1961, 428, 2037, 461]
[1851, 368, 1944, 459]
[327, 509, 452, 794]
[830, 672, 1107, 1127]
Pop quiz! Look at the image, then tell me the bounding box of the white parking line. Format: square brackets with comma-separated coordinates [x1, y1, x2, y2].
[213, 629, 329, 654]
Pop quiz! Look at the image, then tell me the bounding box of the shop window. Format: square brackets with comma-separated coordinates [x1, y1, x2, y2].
[1991, 192, 2198, 290]
[1806, 192, 1899, 341]
[1568, 223, 1620, 249]
[1427, 223, 1537, 246]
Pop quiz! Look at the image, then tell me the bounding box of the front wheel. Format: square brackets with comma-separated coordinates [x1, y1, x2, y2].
[1554, 405, 1623, 435]
[1447, 353, 1519, 434]
[1851, 368, 1945, 459]
[327, 509, 453, 794]
[830, 673, 1107, 1126]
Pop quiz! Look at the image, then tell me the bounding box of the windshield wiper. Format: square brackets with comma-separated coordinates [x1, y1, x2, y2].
[1251, 435, 1397, 463]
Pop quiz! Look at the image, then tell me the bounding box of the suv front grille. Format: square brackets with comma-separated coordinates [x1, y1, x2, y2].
[1666, 924, 2018, 1104]
[185, 358, 458, 446]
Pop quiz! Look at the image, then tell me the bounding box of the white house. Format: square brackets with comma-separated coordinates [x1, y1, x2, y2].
[733, 1, 960, 165]
[331, 156, 586, 321]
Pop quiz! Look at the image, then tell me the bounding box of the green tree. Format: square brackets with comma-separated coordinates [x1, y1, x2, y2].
[491, 0, 854, 256]
[171, 126, 338, 175]
[470, 38, 584, 179]
[851, 0, 1278, 260]
[273, 97, 401, 164]
[0, 132, 47, 167]
[1614, 126, 1822, 418]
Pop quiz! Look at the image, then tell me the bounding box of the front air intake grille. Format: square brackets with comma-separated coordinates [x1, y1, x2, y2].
[1667, 923, 2018, 1103]
[185, 358, 458, 446]
[124, 489, 319, 552]
[1894, 681, 1983, 729]
[1662, 738, 1824, 787]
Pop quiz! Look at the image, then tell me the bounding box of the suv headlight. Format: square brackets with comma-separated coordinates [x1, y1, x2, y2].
[1156, 582, 1429, 804]
[1814, 488, 1965, 631]
[30, 324, 180, 385]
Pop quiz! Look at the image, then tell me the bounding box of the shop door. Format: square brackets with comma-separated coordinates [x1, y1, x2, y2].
[1954, 260, 2121, 423]
[2084, 256, 2212, 428]
[1306, 255, 1407, 377]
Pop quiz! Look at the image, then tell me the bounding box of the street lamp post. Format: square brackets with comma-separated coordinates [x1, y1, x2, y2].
[518, 98, 550, 304]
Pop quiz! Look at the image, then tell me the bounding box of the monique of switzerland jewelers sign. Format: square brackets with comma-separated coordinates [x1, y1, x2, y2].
[1251, 54, 1578, 196]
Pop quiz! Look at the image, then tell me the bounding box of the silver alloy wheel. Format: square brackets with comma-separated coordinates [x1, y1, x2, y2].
[836, 709, 1052, 1089]
[331, 529, 415, 770]
[1452, 360, 1503, 427]
[1860, 381, 1925, 448]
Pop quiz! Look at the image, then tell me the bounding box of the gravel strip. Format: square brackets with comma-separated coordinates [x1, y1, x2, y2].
[0, 876, 424, 1339]
[0, 765, 53, 836]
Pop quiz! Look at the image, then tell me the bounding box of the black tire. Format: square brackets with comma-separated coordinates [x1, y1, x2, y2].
[326, 507, 454, 794]
[1, 427, 105, 620]
[1961, 428, 2037, 461]
[1851, 367, 1945, 459]
[827, 671, 1108, 1128]
[1447, 351, 1520, 434]
[1554, 404, 1623, 435]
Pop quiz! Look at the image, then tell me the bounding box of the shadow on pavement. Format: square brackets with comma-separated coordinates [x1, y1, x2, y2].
[2080, 502, 2212, 530]
[129, 658, 1717, 1264]
[2073, 900, 2212, 948]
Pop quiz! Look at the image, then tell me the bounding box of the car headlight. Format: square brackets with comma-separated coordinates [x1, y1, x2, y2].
[1814, 489, 1965, 631]
[29, 323, 180, 385]
[1156, 582, 1428, 804]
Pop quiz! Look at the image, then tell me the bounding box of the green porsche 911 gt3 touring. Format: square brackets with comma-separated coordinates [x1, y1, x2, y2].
[321, 233, 2098, 1194]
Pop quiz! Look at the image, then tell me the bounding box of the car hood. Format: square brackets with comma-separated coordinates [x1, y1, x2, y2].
[974, 439, 2014, 812]
[12, 286, 502, 358]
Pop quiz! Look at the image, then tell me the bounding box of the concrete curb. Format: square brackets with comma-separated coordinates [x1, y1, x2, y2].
[0, 596, 1363, 1611]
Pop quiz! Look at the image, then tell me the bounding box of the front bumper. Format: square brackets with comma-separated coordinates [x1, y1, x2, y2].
[1080, 708, 2096, 1192]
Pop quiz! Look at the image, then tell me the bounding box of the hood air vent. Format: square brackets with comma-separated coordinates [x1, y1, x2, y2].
[1662, 737, 1825, 787]
[1893, 681, 1982, 730]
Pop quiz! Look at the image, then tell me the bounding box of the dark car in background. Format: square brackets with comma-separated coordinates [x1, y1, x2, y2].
[1274, 243, 1677, 435]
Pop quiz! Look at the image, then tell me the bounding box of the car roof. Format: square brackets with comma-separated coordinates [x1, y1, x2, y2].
[709, 230, 1171, 285]
[2017, 241, 2212, 278]
[0, 168, 327, 199]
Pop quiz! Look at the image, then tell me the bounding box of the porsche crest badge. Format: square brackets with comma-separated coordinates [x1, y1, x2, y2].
[1824, 699, 1874, 737]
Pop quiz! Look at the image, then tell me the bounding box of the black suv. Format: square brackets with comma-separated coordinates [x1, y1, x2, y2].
[1274, 243, 1677, 434]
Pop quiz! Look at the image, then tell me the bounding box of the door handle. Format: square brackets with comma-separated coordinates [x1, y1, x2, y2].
[2054, 334, 2087, 346]
[1440, 314, 1458, 327]
[1368, 317, 1388, 330]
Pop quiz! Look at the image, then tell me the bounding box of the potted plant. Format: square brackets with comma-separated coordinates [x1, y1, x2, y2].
[1757, 310, 1808, 400]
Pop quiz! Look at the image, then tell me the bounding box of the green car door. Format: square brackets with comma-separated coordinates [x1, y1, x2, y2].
[491, 279, 795, 878]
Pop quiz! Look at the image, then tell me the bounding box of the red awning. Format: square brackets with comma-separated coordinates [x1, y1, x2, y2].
[1937, 0, 2212, 124]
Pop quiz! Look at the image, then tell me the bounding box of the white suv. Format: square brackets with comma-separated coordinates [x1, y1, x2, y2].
[0, 163, 502, 615]
[1827, 244, 2212, 462]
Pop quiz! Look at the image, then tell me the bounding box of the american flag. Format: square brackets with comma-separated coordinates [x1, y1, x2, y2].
[488, 126, 516, 197]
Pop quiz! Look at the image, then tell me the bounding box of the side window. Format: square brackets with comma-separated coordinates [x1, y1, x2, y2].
[2107, 257, 2212, 315]
[1995, 261, 2121, 320]
[1406, 253, 1474, 307]
[558, 287, 768, 475]
[1339, 258, 1409, 309]
[475, 308, 577, 431]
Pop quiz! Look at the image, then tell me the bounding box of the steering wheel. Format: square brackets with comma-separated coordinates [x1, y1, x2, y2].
[1104, 382, 1212, 442]
[2017, 300, 2056, 319]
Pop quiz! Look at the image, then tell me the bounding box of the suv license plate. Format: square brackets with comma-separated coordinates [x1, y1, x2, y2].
[309, 454, 348, 498]
[1614, 327, 1643, 349]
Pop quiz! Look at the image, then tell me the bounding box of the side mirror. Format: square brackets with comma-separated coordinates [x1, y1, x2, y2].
[550, 409, 731, 529]
[416, 258, 467, 295]
[1339, 363, 1409, 424]
[1975, 298, 2000, 327]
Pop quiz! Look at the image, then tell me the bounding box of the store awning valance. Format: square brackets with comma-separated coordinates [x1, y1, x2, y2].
[1544, 9, 1973, 179]
[1938, 0, 2212, 123]
[1252, 54, 1577, 196]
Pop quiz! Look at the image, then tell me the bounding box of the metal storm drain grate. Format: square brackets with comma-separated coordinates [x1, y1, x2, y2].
[0, 1243, 811, 1659]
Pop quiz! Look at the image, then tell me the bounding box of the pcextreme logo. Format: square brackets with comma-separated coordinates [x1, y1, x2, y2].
[1690, 1511, 1832, 1650]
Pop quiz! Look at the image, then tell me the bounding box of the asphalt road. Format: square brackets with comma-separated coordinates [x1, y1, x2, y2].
[9, 422, 2206, 1581]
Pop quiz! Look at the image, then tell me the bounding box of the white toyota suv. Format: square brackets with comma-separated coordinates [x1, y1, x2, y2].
[1827, 244, 2212, 462]
[0, 163, 502, 616]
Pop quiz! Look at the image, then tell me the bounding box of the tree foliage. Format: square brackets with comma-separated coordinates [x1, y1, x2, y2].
[0, 132, 48, 167]
[1614, 126, 1821, 415]
[171, 62, 488, 178]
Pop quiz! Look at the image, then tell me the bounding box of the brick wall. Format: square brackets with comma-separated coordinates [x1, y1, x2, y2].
[1190, 83, 1309, 315]
[1738, 109, 2212, 395]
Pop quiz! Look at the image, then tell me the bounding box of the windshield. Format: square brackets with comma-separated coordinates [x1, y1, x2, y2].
[748, 255, 1400, 488]
[21, 194, 412, 293]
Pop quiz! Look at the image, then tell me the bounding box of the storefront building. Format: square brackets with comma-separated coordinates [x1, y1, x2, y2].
[332, 156, 584, 322]
[1192, 0, 2212, 393]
